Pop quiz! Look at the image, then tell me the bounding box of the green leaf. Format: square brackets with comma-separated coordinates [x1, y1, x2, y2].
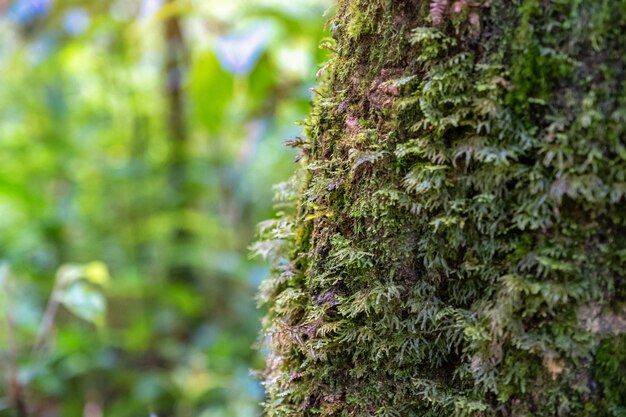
[82, 261, 110, 287]
[59, 282, 106, 328]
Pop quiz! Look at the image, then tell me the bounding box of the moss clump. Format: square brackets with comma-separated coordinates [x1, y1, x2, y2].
[254, 0, 626, 415]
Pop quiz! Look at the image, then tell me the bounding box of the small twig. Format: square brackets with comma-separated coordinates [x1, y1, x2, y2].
[32, 276, 63, 356]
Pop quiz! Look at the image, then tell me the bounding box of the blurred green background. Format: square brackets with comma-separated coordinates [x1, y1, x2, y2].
[0, 0, 331, 415]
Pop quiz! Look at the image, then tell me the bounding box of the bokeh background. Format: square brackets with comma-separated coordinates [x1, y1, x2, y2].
[0, 0, 331, 415]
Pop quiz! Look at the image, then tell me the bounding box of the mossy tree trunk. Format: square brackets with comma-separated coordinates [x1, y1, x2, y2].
[256, 0, 626, 415]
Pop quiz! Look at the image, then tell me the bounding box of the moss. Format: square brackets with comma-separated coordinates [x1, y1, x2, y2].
[595, 335, 626, 414]
[255, 0, 626, 415]
[344, 0, 376, 39]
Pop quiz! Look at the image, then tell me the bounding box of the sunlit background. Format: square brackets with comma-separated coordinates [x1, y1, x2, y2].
[0, 0, 331, 415]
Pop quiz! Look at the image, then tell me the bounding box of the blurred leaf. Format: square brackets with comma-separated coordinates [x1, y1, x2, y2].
[189, 51, 234, 133]
[56, 262, 109, 288]
[59, 281, 106, 328]
[56, 264, 86, 286]
[82, 261, 110, 287]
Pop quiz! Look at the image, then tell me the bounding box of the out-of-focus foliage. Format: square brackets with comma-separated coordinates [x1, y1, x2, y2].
[0, 0, 330, 416]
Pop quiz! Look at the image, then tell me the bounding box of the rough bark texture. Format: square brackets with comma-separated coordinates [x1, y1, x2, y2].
[256, 0, 626, 415]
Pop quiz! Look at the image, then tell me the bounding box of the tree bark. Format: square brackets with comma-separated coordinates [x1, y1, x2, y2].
[258, 0, 626, 415]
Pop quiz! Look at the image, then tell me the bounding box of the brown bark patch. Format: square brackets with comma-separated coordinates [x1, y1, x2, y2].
[367, 68, 404, 111]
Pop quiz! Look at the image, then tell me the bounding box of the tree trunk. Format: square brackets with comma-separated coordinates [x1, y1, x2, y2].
[257, 0, 626, 415]
[164, 1, 195, 284]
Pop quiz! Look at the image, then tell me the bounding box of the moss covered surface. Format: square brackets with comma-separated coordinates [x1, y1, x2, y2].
[254, 0, 626, 415]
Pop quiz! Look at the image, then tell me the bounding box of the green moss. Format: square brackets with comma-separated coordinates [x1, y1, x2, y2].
[344, 0, 376, 39]
[255, 0, 626, 415]
[596, 335, 626, 414]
